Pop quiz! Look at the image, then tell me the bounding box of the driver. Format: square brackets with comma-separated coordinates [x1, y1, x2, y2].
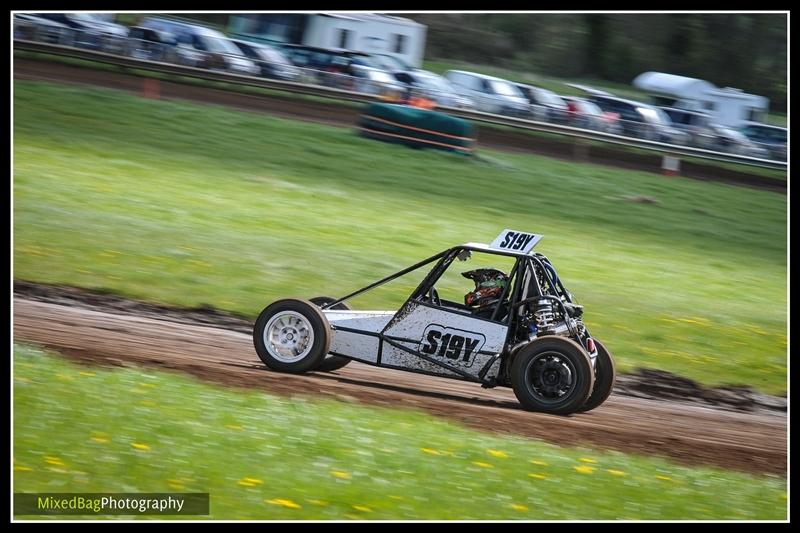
[462, 268, 509, 309]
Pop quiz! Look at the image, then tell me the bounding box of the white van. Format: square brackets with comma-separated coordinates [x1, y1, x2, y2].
[444, 70, 530, 117]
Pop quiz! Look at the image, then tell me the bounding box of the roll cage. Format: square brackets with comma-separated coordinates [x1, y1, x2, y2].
[317, 244, 585, 386]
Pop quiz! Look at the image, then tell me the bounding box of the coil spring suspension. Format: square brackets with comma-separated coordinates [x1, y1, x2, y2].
[534, 299, 555, 332]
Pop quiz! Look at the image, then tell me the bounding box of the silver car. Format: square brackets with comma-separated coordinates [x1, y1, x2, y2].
[444, 70, 530, 117]
[392, 70, 475, 109]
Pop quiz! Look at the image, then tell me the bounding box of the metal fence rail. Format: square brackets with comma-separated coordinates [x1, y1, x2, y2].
[13, 33, 787, 172]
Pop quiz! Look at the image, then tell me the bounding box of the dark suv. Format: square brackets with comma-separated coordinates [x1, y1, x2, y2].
[590, 95, 687, 143]
[278, 44, 376, 88]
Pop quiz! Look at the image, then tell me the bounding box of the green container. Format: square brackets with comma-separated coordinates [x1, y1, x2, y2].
[358, 103, 475, 155]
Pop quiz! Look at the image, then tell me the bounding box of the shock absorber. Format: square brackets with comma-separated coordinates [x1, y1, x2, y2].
[534, 298, 555, 334]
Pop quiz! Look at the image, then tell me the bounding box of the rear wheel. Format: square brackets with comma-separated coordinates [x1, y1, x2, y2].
[253, 299, 330, 373]
[310, 296, 353, 372]
[510, 337, 594, 415]
[577, 339, 616, 412]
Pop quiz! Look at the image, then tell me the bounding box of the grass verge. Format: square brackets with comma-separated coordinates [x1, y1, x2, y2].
[13, 344, 787, 520]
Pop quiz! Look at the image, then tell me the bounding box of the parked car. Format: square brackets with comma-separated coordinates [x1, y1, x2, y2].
[444, 70, 530, 117]
[368, 53, 415, 72]
[739, 123, 787, 161]
[560, 96, 616, 132]
[125, 26, 179, 63]
[138, 17, 258, 75]
[350, 65, 406, 98]
[229, 39, 300, 81]
[392, 70, 475, 109]
[13, 13, 71, 44]
[589, 94, 687, 144]
[711, 124, 772, 159]
[279, 44, 377, 87]
[516, 84, 569, 124]
[35, 12, 127, 51]
[652, 108, 691, 145]
[658, 107, 717, 149]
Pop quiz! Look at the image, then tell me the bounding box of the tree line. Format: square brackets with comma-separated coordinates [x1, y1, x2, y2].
[412, 13, 787, 112]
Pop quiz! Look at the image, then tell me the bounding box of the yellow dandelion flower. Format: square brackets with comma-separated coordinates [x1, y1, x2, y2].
[607, 469, 627, 477]
[44, 456, 65, 466]
[574, 465, 595, 474]
[91, 437, 109, 444]
[238, 480, 256, 487]
[487, 449, 508, 459]
[421, 448, 441, 455]
[226, 424, 243, 430]
[352, 505, 372, 512]
[510, 503, 529, 512]
[530, 460, 548, 466]
[472, 461, 493, 468]
[655, 475, 672, 481]
[79, 371, 95, 377]
[528, 473, 547, 480]
[330, 470, 351, 479]
[131, 443, 150, 451]
[578, 457, 597, 464]
[240, 477, 263, 485]
[265, 498, 301, 509]
[14, 466, 33, 472]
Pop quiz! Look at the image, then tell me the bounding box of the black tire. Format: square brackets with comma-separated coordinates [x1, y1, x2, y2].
[253, 299, 331, 373]
[309, 296, 353, 372]
[577, 339, 616, 413]
[510, 336, 595, 415]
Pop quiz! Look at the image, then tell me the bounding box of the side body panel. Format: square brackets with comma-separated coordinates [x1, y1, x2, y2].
[324, 310, 394, 364]
[381, 301, 507, 380]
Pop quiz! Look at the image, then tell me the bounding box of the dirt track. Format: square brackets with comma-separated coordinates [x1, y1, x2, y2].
[13, 57, 786, 193]
[13, 296, 787, 476]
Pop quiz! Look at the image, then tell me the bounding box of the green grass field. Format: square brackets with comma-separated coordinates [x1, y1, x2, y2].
[13, 344, 787, 520]
[13, 80, 786, 393]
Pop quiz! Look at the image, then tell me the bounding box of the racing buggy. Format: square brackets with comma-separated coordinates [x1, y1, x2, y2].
[253, 229, 615, 415]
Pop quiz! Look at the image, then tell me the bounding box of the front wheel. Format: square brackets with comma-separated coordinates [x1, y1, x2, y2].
[510, 337, 595, 415]
[577, 339, 616, 412]
[309, 296, 353, 372]
[253, 299, 331, 373]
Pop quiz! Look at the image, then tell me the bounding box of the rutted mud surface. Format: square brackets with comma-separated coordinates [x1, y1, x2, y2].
[12, 285, 786, 476]
[14, 280, 787, 414]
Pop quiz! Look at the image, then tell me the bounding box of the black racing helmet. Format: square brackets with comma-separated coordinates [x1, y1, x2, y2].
[462, 268, 509, 307]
